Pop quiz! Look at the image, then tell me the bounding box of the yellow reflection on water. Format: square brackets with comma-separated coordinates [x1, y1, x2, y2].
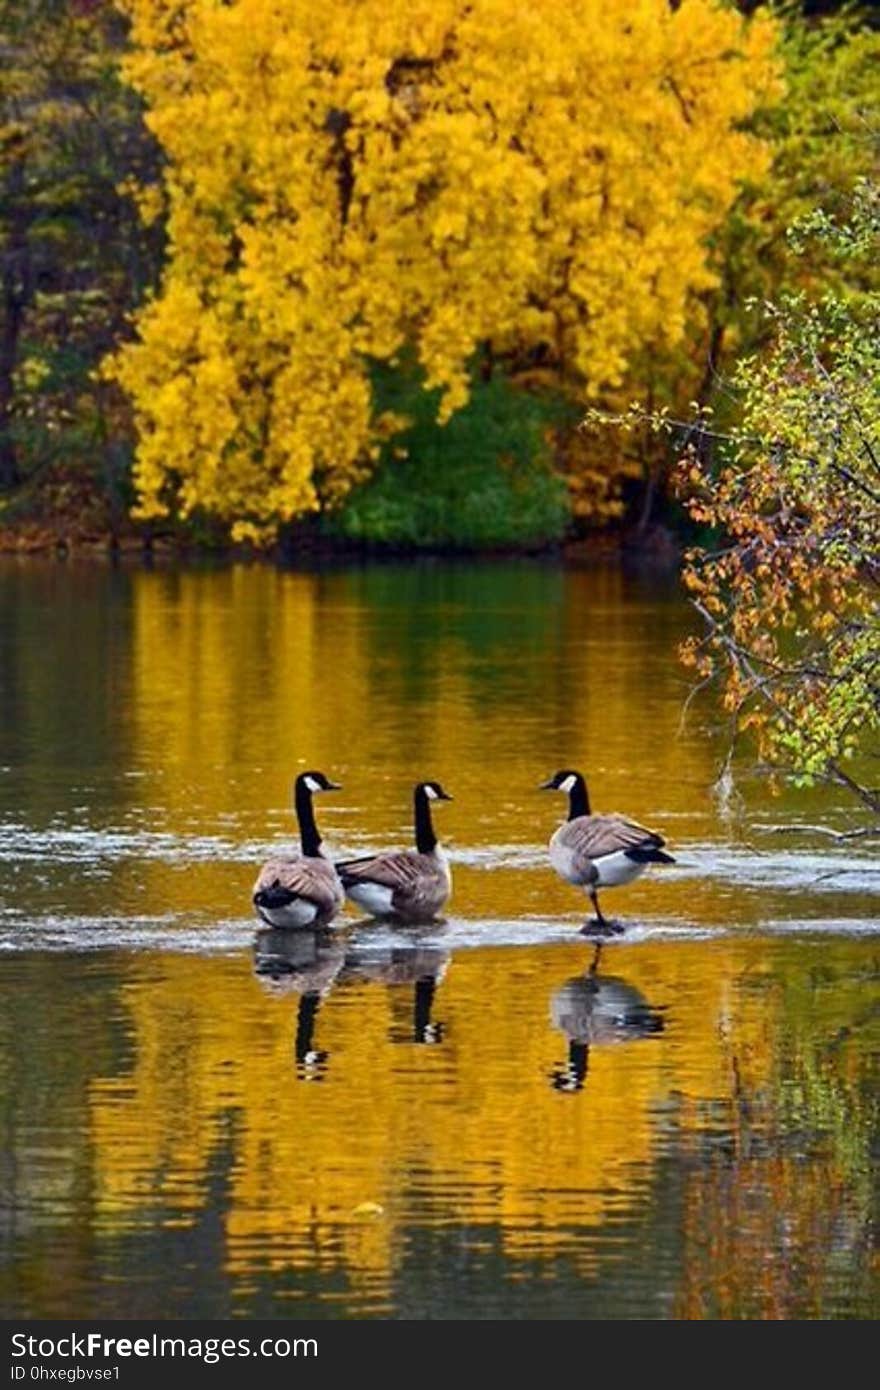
[125, 564, 728, 925]
[84, 936, 800, 1311]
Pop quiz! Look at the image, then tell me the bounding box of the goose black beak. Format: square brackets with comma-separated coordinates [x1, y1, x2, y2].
[439, 791, 453, 801]
[538, 777, 556, 790]
[326, 780, 343, 791]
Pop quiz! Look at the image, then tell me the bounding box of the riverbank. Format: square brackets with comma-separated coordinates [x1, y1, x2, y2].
[0, 466, 681, 569]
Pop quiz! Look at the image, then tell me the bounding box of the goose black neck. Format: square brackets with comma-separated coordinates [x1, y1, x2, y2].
[295, 780, 322, 857]
[414, 786, 437, 854]
[567, 775, 591, 820]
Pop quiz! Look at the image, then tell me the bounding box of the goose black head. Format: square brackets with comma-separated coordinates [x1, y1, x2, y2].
[418, 780, 453, 802]
[539, 770, 584, 794]
[296, 770, 342, 794]
[540, 769, 590, 819]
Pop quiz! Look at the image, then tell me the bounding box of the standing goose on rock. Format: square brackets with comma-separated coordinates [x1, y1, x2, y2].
[336, 781, 453, 921]
[252, 771, 345, 930]
[540, 769, 674, 934]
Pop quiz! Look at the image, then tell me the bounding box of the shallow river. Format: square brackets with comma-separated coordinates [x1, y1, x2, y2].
[0, 559, 876, 1319]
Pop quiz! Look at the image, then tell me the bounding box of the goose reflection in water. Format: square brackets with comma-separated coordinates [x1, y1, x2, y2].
[253, 928, 346, 1079]
[253, 932, 449, 1074]
[339, 946, 449, 1044]
[550, 944, 666, 1092]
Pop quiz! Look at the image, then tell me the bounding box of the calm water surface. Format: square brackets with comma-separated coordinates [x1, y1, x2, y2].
[0, 559, 876, 1319]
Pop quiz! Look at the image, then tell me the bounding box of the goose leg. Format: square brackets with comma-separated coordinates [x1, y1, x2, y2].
[581, 889, 624, 937]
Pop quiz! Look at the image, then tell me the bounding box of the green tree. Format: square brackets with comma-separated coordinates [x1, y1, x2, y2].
[680, 180, 879, 816]
[0, 0, 160, 501]
[584, 5, 880, 536]
[702, 4, 879, 400]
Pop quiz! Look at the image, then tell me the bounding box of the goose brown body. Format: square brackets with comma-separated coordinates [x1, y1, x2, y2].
[549, 813, 668, 887]
[252, 855, 343, 929]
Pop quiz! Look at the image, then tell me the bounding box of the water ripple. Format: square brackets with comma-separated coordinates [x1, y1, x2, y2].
[0, 908, 876, 955]
[2, 822, 876, 891]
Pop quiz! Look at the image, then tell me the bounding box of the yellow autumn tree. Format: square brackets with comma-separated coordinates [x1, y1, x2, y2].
[108, 0, 779, 541]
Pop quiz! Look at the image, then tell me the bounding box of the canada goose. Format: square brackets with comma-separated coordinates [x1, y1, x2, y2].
[550, 942, 665, 1091]
[540, 769, 674, 933]
[252, 771, 345, 929]
[336, 781, 453, 921]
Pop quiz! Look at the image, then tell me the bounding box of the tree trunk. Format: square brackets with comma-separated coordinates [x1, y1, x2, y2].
[0, 160, 30, 491]
[0, 286, 24, 490]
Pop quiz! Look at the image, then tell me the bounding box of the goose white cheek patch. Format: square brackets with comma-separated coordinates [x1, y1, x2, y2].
[559, 775, 576, 794]
[425, 785, 438, 800]
[304, 775, 322, 793]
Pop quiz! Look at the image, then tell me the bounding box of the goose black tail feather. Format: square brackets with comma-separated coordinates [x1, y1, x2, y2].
[624, 848, 676, 865]
[253, 885, 298, 909]
[335, 856, 377, 886]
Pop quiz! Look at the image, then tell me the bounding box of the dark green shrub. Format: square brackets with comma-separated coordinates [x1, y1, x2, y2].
[325, 366, 573, 549]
